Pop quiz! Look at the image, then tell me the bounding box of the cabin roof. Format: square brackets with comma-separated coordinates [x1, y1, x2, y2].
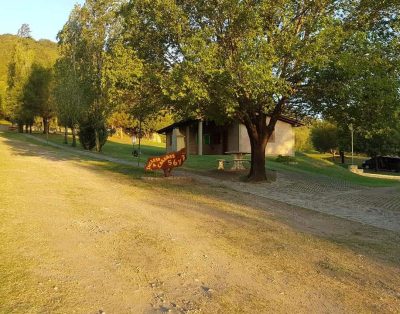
[157, 116, 303, 134]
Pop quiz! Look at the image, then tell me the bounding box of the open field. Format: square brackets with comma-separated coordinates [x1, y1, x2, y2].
[1, 128, 400, 313]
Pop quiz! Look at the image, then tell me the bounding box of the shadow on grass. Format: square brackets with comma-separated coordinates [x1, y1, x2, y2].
[1, 130, 399, 268]
[30, 131, 166, 163]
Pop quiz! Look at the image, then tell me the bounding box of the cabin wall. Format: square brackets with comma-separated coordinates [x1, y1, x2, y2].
[238, 120, 295, 156]
[227, 123, 239, 152]
[165, 119, 295, 156]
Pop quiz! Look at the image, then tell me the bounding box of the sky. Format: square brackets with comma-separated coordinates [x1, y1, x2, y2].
[0, 0, 85, 41]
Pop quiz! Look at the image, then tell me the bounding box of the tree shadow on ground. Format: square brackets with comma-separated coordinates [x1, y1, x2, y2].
[1, 130, 399, 269]
[29, 131, 166, 162]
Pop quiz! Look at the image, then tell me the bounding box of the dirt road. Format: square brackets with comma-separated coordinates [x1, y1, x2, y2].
[0, 132, 399, 313]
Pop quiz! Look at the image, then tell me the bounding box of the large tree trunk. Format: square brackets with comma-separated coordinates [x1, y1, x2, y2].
[72, 126, 77, 147]
[64, 125, 68, 144]
[18, 124, 23, 133]
[25, 124, 28, 133]
[43, 117, 49, 135]
[95, 129, 101, 152]
[243, 113, 271, 182]
[29, 124, 32, 134]
[247, 136, 268, 181]
[240, 97, 286, 182]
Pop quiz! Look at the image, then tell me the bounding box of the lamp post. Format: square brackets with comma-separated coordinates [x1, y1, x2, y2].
[137, 119, 142, 167]
[132, 133, 137, 160]
[349, 123, 354, 165]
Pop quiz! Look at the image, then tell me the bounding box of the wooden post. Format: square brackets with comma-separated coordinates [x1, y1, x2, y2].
[186, 125, 190, 158]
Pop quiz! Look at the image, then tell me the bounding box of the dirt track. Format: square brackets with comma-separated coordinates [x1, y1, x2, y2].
[1, 132, 399, 313]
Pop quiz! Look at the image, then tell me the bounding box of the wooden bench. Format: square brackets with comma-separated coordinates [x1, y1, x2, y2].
[8, 126, 18, 131]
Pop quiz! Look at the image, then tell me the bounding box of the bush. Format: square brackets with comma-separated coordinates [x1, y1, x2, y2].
[78, 122, 108, 151]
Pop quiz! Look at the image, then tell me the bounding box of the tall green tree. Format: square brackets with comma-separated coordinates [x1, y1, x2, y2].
[78, 0, 120, 152]
[306, 0, 400, 159]
[53, 58, 84, 146]
[122, 0, 352, 181]
[103, 38, 169, 134]
[58, 1, 120, 152]
[6, 41, 34, 131]
[22, 64, 54, 134]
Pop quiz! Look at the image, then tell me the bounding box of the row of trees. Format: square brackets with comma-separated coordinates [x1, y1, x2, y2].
[4, 1, 400, 181]
[5, 26, 55, 134]
[54, 1, 171, 151]
[310, 120, 400, 160]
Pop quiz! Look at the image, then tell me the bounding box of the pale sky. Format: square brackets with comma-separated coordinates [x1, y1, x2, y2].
[0, 0, 85, 41]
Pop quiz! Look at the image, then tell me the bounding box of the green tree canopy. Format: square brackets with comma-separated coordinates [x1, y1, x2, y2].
[120, 0, 358, 180]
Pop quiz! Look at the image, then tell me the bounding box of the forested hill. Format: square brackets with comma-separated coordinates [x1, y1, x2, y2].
[0, 34, 58, 109]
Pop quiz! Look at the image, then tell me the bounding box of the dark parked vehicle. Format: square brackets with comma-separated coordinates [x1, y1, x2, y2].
[362, 156, 400, 172]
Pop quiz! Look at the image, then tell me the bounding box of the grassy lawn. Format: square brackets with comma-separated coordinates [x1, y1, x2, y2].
[0, 119, 11, 125]
[6, 127, 400, 187]
[30, 132, 165, 163]
[266, 152, 400, 187]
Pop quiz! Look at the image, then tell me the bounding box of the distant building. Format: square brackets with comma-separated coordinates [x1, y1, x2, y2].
[157, 117, 302, 156]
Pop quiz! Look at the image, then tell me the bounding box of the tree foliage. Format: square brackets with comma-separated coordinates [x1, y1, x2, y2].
[120, 0, 396, 181]
[311, 121, 339, 154]
[1, 34, 58, 121]
[305, 0, 400, 157]
[22, 64, 53, 134]
[56, 1, 119, 151]
[17, 24, 32, 39]
[6, 41, 35, 126]
[295, 126, 314, 152]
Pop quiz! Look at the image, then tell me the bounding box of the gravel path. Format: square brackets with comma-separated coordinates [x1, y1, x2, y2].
[189, 171, 400, 233]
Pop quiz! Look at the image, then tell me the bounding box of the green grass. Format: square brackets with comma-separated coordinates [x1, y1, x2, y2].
[7, 129, 400, 187]
[0, 119, 11, 125]
[30, 132, 166, 163]
[266, 153, 400, 187]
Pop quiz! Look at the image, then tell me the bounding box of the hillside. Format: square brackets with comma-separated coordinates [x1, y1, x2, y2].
[0, 34, 59, 114]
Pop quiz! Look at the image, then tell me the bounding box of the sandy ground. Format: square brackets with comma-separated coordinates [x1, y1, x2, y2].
[0, 132, 400, 313]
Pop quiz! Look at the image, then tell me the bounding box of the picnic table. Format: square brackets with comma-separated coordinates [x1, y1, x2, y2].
[225, 151, 250, 171]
